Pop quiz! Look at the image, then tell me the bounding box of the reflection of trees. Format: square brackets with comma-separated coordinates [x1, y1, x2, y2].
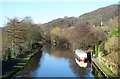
[49, 46, 91, 77]
[42, 44, 52, 54]
[50, 46, 73, 59]
[14, 50, 42, 77]
[14, 46, 93, 77]
[49, 46, 93, 77]
[69, 59, 92, 77]
[69, 60, 86, 77]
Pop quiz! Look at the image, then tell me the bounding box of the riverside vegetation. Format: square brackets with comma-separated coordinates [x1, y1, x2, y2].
[1, 4, 119, 77]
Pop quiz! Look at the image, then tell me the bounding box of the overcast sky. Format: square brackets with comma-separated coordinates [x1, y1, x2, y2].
[0, 1, 119, 27]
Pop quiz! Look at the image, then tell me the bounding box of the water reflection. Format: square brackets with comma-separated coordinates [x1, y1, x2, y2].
[33, 52, 76, 77]
[14, 45, 95, 77]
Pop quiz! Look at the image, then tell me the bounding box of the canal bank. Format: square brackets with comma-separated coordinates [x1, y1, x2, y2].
[2, 48, 42, 79]
[10, 45, 95, 78]
[92, 58, 117, 78]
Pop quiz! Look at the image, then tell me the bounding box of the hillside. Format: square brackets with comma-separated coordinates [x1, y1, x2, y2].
[1, 3, 119, 77]
[42, 4, 118, 31]
[41, 4, 119, 76]
[78, 4, 118, 25]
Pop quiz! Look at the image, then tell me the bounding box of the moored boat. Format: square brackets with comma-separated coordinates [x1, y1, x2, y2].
[75, 49, 87, 68]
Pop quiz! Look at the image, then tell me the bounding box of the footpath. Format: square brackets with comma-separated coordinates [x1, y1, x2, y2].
[92, 58, 117, 78]
[2, 49, 40, 79]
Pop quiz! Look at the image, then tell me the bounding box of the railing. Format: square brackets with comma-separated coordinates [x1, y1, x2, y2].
[92, 58, 109, 78]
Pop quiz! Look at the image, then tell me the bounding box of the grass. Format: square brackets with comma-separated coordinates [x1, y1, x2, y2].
[95, 58, 116, 77]
[2, 71, 15, 78]
[2, 49, 39, 78]
[22, 58, 30, 61]
[13, 66, 23, 68]
[17, 63, 26, 65]
[2, 59, 28, 78]
[98, 62, 114, 77]
[27, 54, 32, 57]
[26, 53, 34, 58]
[108, 28, 119, 39]
[2, 68, 21, 79]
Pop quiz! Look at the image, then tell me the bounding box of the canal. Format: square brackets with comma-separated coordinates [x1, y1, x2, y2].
[13, 45, 96, 78]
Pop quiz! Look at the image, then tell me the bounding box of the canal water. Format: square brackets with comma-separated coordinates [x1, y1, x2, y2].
[14, 45, 95, 78]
